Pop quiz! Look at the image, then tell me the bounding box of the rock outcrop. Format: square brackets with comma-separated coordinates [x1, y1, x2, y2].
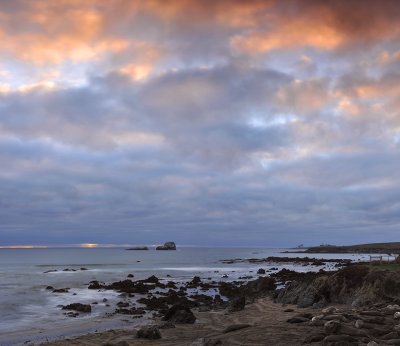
[156, 242, 176, 250]
[277, 265, 400, 308]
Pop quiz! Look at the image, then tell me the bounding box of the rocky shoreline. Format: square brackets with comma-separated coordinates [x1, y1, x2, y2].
[31, 259, 400, 345]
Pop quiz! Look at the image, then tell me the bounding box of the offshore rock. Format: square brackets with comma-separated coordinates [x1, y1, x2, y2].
[156, 242, 176, 250]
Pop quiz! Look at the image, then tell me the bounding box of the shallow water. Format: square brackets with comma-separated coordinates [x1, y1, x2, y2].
[0, 247, 376, 345]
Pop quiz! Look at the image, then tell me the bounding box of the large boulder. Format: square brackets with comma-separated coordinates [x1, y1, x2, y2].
[156, 242, 176, 250]
[162, 304, 196, 324]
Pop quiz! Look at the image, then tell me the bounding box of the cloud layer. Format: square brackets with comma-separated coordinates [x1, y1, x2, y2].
[1, 0, 400, 246]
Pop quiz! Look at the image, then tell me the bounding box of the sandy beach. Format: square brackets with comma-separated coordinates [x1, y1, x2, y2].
[43, 297, 325, 346]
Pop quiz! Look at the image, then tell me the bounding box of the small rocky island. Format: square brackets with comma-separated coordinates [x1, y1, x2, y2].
[156, 242, 176, 250]
[126, 246, 149, 250]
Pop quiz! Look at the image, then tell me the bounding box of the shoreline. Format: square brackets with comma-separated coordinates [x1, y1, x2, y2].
[3, 253, 400, 345]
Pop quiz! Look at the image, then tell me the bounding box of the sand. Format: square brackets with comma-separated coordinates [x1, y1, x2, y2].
[43, 297, 328, 346]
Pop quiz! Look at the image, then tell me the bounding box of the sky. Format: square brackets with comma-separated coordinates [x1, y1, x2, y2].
[1, 0, 400, 247]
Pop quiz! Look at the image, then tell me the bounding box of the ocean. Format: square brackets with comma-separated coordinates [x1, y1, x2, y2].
[0, 247, 373, 345]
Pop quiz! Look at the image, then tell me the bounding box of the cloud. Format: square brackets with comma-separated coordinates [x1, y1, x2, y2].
[1, 1, 400, 246]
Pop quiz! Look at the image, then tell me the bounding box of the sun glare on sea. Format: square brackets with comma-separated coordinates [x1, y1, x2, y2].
[79, 243, 98, 248]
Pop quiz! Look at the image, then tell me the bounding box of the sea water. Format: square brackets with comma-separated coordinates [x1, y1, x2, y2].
[0, 247, 374, 345]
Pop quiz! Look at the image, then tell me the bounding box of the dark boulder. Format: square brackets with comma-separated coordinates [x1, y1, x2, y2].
[88, 280, 104, 289]
[162, 304, 196, 324]
[62, 303, 91, 313]
[257, 268, 266, 274]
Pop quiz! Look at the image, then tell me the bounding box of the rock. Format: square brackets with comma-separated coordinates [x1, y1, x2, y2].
[387, 340, 400, 345]
[136, 326, 161, 339]
[127, 274, 134, 278]
[190, 276, 201, 286]
[43, 269, 57, 273]
[394, 312, 400, 319]
[45, 286, 54, 290]
[257, 268, 266, 274]
[52, 288, 69, 293]
[62, 303, 91, 313]
[80, 268, 88, 271]
[228, 296, 245, 312]
[156, 242, 176, 250]
[222, 324, 250, 333]
[88, 280, 104, 289]
[283, 308, 294, 312]
[162, 304, 196, 324]
[126, 246, 149, 250]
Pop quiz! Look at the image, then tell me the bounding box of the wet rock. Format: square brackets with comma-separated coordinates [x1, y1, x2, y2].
[115, 307, 145, 315]
[53, 288, 69, 293]
[127, 274, 134, 278]
[45, 286, 54, 290]
[80, 268, 88, 271]
[136, 326, 161, 339]
[222, 324, 250, 333]
[257, 268, 266, 274]
[62, 303, 91, 313]
[88, 280, 104, 289]
[44, 269, 57, 273]
[116, 301, 129, 307]
[162, 304, 196, 324]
